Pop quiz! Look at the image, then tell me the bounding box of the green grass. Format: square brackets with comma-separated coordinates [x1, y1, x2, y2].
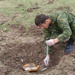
[0, 0, 75, 31]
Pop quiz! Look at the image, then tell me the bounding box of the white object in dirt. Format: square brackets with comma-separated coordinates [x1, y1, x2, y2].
[41, 67, 47, 71]
[21, 59, 23, 62]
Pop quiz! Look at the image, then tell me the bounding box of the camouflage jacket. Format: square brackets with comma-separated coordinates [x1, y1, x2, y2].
[43, 11, 75, 42]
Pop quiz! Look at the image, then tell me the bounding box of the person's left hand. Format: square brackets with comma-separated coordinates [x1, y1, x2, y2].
[45, 39, 54, 46]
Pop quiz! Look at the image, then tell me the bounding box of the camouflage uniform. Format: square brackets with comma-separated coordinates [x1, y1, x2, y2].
[43, 11, 75, 53]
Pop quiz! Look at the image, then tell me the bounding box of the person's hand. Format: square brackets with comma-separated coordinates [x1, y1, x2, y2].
[46, 39, 54, 46]
[44, 54, 50, 66]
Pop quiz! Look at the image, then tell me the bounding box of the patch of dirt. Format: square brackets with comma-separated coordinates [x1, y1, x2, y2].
[16, 4, 25, 8]
[27, 8, 33, 12]
[26, 3, 39, 12]
[47, 0, 55, 4]
[26, 6, 39, 12]
[0, 25, 75, 75]
[18, 4, 25, 7]
[55, 6, 72, 12]
[24, 26, 43, 37]
[0, 13, 8, 25]
[10, 13, 20, 20]
[47, 6, 72, 13]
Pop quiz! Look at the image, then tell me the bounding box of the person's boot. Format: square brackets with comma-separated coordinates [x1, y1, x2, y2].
[64, 38, 74, 54]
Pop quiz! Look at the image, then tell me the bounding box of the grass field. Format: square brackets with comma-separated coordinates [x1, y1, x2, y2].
[0, 0, 75, 31]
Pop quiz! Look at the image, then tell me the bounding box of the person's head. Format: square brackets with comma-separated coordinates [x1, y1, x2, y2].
[35, 14, 52, 28]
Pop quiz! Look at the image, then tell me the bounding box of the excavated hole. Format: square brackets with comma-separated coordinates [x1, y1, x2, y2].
[0, 41, 65, 74]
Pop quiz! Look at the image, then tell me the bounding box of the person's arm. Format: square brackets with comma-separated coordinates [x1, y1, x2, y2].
[53, 38, 59, 44]
[46, 12, 72, 46]
[56, 12, 72, 42]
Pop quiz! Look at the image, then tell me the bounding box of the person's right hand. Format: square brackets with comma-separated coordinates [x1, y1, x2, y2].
[44, 54, 50, 67]
[45, 39, 54, 46]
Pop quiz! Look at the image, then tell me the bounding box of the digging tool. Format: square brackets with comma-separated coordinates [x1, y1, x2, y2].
[46, 44, 48, 55]
[41, 45, 49, 71]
